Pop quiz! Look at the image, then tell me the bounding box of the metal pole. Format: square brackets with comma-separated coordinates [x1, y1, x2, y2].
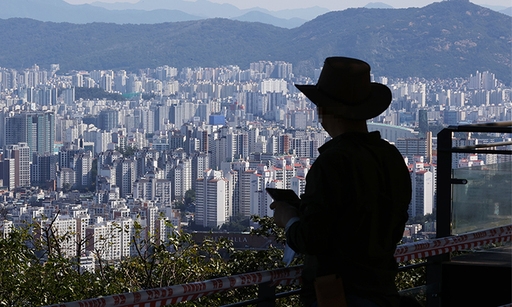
[426, 128, 454, 307]
[257, 281, 276, 307]
[436, 128, 453, 238]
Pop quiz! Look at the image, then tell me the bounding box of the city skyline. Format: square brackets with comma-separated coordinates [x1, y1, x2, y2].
[64, 0, 512, 11]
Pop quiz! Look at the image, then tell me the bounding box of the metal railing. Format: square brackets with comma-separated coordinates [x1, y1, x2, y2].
[45, 225, 512, 307]
[428, 121, 512, 307]
[46, 121, 512, 307]
[436, 121, 512, 238]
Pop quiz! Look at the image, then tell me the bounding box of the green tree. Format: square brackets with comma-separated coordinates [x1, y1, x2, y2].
[62, 182, 72, 192]
[74, 87, 124, 101]
[220, 214, 251, 232]
[115, 145, 138, 157]
[184, 189, 196, 206]
[0, 214, 433, 306]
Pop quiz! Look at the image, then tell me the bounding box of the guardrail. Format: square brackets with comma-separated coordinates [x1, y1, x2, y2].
[45, 224, 512, 307]
[430, 121, 512, 307]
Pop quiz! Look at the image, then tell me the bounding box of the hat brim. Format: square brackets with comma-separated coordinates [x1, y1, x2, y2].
[295, 83, 392, 120]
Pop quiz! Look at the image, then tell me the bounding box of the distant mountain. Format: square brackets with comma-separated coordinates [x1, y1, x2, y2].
[0, 1, 509, 84]
[91, 0, 246, 18]
[0, 0, 202, 24]
[0, 0, 325, 27]
[90, 0, 329, 21]
[475, 4, 511, 16]
[499, 7, 512, 16]
[232, 11, 306, 29]
[364, 2, 394, 9]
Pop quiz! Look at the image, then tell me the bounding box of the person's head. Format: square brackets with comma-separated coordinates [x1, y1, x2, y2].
[295, 57, 392, 135]
[316, 105, 369, 137]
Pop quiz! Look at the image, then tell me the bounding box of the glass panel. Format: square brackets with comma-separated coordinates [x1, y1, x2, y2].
[452, 160, 512, 235]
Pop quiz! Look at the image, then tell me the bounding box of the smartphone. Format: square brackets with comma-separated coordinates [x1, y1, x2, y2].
[265, 188, 300, 203]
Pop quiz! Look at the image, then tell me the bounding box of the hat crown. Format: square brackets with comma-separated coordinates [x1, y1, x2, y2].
[316, 57, 372, 105]
[294, 56, 392, 120]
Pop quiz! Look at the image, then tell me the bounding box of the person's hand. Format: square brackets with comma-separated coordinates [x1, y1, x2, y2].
[270, 201, 299, 228]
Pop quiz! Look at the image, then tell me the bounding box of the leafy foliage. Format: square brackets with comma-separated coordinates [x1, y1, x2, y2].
[0, 223, 118, 306]
[0, 214, 438, 306]
[220, 214, 251, 232]
[184, 189, 196, 206]
[396, 259, 427, 304]
[115, 145, 138, 157]
[0, 216, 294, 306]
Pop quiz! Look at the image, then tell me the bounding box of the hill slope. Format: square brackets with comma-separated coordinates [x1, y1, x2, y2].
[0, 1, 509, 83]
[277, 2, 511, 81]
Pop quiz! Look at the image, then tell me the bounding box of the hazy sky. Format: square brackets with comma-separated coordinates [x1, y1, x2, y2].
[64, 0, 511, 11]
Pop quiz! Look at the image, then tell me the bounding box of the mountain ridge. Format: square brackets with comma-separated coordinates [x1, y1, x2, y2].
[88, 0, 329, 21]
[0, 0, 327, 27]
[0, 1, 510, 84]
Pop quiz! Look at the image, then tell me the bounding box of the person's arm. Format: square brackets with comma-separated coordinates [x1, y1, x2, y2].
[285, 156, 344, 255]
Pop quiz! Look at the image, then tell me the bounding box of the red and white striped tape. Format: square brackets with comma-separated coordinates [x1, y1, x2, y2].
[46, 267, 303, 307]
[394, 224, 512, 262]
[46, 224, 511, 307]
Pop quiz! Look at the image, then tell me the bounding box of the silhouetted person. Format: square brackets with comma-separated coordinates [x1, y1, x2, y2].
[271, 57, 412, 307]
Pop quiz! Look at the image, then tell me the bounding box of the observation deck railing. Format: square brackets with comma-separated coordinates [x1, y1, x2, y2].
[45, 225, 511, 307]
[46, 121, 512, 307]
[428, 121, 512, 307]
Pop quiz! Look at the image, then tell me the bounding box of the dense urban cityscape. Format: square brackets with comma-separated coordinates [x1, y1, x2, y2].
[0, 61, 510, 269]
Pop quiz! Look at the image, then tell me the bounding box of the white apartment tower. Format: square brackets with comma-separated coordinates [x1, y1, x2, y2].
[223, 160, 249, 216]
[115, 158, 136, 198]
[115, 218, 134, 258]
[191, 152, 209, 192]
[86, 220, 124, 261]
[133, 177, 172, 205]
[249, 165, 275, 218]
[396, 138, 429, 164]
[73, 151, 93, 188]
[410, 168, 434, 218]
[195, 169, 231, 228]
[4, 142, 31, 188]
[40, 215, 78, 258]
[290, 167, 308, 197]
[171, 158, 192, 201]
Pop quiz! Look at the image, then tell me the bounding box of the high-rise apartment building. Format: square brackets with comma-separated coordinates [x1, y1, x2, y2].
[133, 177, 172, 205]
[191, 152, 209, 192]
[2, 143, 31, 189]
[39, 214, 77, 258]
[5, 111, 55, 162]
[100, 73, 112, 92]
[73, 151, 93, 188]
[396, 138, 429, 163]
[249, 165, 275, 218]
[409, 167, 434, 218]
[115, 158, 137, 198]
[170, 158, 191, 201]
[86, 220, 125, 261]
[195, 169, 231, 228]
[278, 134, 291, 155]
[31, 152, 58, 187]
[98, 108, 119, 132]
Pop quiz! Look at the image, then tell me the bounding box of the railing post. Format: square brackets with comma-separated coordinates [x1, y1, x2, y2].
[257, 281, 276, 307]
[436, 128, 453, 239]
[426, 127, 454, 307]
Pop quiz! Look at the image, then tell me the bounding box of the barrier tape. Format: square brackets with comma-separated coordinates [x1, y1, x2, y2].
[394, 224, 512, 262]
[46, 266, 302, 307]
[46, 224, 511, 307]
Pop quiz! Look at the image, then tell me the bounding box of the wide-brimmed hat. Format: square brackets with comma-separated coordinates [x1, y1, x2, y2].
[295, 57, 392, 120]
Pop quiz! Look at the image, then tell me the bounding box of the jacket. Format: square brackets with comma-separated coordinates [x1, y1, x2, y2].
[286, 131, 412, 307]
